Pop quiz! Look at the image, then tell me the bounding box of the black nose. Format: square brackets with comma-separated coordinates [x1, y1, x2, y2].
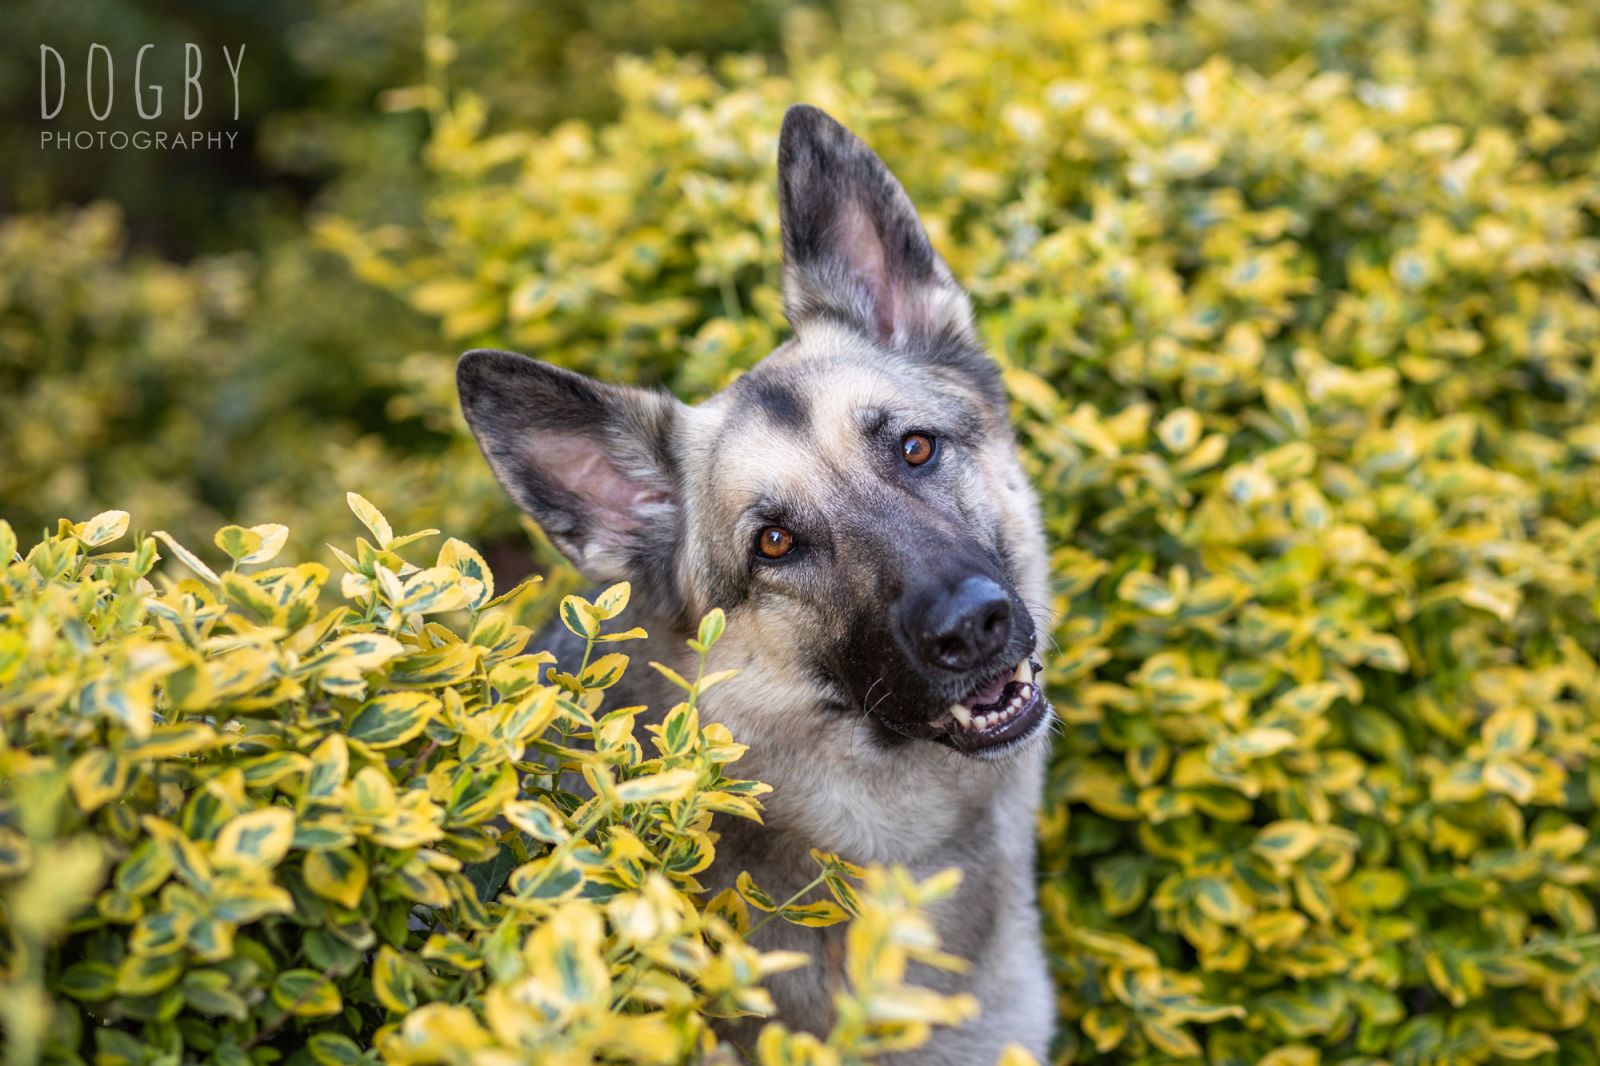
[914, 575, 1012, 671]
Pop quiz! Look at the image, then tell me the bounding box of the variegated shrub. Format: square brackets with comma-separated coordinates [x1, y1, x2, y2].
[0, 497, 995, 1066]
[9, 0, 1600, 1062]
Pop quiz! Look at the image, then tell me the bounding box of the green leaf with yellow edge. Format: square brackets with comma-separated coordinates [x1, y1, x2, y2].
[1484, 759, 1536, 803]
[298, 632, 406, 677]
[595, 626, 648, 643]
[386, 643, 480, 687]
[372, 945, 417, 1013]
[77, 510, 130, 547]
[615, 768, 699, 805]
[238, 523, 289, 566]
[1540, 883, 1597, 933]
[697, 608, 726, 648]
[1488, 1029, 1560, 1060]
[560, 595, 600, 639]
[399, 566, 473, 615]
[1118, 570, 1179, 615]
[347, 691, 440, 749]
[307, 1034, 364, 1066]
[212, 808, 295, 871]
[1157, 408, 1202, 454]
[1252, 821, 1320, 865]
[1093, 856, 1149, 917]
[705, 888, 750, 934]
[437, 537, 494, 608]
[503, 798, 569, 844]
[121, 721, 220, 761]
[129, 905, 194, 956]
[345, 492, 393, 547]
[306, 734, 349, 798]
[115, 951, 184, 996]
[151, 530, 220, 584]
[220, 571, 280, 621]
[649, 661, 693, 691]
[303, 848, 368, 909]
[181, 970, 248, 1020]
[779, 898, 849, 927]
[1141, 1018, 1202, 1058]
[1192, 875, 1250, 924]
[579, 652, 629, 690]
[114, 839, 171, 897]
[421, 933, 483, 972]
[1484, 707, 1536, 755]
[213, 525, 264, 564]
[1340, 868, 1408, 911]
[68, 749, 127, 813]
[272, 968, 342, 1017]
[57, 961, 117, 1003]
[593, 581, 631, 619]
[141, 815, 213, 888]
[735, 871, 778, 912]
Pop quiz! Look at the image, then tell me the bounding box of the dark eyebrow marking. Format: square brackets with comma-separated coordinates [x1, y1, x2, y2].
[748, 377, 809, 429]
[858, 407, 892, 437]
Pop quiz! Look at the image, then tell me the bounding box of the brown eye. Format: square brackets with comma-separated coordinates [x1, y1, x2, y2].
[756, 526, 795, 559]
[901, 433, 936, 467]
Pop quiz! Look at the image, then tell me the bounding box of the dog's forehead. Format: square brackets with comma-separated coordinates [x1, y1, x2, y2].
[693, 325, 939, 490]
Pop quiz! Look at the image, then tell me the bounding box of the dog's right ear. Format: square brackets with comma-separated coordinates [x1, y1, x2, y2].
[456, 349, 684, 608]
[777, 104, 975, 352]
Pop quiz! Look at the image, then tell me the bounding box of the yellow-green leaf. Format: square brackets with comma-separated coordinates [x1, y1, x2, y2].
[346, 492, 393, 547]
[273, 968, 342, 1017]
[68, 750, 128, 813]
[213, 808, 295, 871]
[78, 510, 131, 547]
[347, 691, 440, 749]
[303, 848, 369, 910]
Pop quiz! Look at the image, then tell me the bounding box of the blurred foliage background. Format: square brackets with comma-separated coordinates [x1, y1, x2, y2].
[7, 0, 1600, 1061]
[3, 0, 809, 580]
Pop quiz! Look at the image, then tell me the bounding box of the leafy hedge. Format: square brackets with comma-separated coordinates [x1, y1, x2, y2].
[0, 498, 1004, 1065]
[322, 0, 1600, 1061]
[9, 0, 1600, 1062]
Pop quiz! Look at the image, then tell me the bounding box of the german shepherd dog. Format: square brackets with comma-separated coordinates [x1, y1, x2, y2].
[457, 106, 1055, 1062]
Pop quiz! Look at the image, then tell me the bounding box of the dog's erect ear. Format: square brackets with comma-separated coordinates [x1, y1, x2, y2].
[457, 349, 683, 607]
[778, 104, 974, 350]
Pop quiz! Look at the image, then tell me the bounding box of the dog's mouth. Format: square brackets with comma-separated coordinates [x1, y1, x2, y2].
[932, 656, 1048, 755]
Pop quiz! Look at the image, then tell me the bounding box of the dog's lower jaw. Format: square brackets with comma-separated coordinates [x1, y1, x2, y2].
[705, 720, 1055, 1063]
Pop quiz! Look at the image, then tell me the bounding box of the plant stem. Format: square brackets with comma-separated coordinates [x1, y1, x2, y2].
[747, 871, 830, 939]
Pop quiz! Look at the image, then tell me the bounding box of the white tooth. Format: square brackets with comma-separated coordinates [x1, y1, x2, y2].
[977, 714, 992, 730]
[1014, 660, 1031, 684]
[949, 703, 972, 728]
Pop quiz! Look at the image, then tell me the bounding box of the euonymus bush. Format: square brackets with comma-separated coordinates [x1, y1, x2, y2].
[0, 498, 994, 1066]
[320, 0, 1600, 1061]
[9, 0, 1600, 1062]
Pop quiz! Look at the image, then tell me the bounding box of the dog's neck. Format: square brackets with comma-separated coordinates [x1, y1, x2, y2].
[545, 602, 1046, 868]
[698, 662, 1048, 866]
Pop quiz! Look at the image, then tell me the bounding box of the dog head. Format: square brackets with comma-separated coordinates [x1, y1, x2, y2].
[458, 106, 1051, 761]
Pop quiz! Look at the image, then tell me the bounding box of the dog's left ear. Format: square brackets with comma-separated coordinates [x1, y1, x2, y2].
[456, 349, 684, 614]
[777, 104, 974, 351]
